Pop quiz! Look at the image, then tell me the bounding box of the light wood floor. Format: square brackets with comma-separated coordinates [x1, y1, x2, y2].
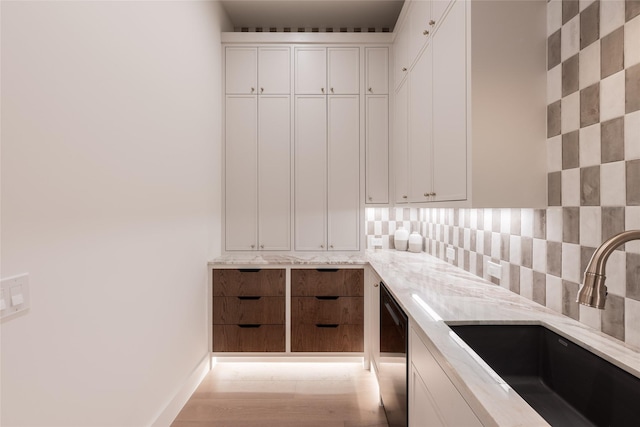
[171, 361, 389, 427]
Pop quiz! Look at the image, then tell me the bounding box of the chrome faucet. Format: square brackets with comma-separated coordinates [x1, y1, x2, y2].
[577, 230, 640, 309]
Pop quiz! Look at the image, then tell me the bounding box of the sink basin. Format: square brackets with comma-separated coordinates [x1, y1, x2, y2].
[449, 324, 640, 427]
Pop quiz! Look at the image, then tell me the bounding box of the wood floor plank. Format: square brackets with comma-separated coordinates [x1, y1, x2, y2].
[171, 362, 388, 427]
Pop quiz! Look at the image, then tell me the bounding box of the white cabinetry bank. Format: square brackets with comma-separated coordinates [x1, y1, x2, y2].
[222, 33, 392, 252]
[392, 0, 547, 207]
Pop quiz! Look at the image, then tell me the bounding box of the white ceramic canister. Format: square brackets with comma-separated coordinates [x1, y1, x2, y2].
[408, 232, 423, 253]
[394, 227, 409, 251]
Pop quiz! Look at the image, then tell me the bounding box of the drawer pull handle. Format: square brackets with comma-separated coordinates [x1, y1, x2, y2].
[238, 324, 261, 328]
[316, 268, 339, 272]
[315, 324, 339, 328]
[237, 296, 261, 300]
[238, 268, 261, 273]
[315, 296, 339, 300]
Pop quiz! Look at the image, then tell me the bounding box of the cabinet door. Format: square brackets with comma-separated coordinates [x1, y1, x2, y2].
[225, 47, 257, 94]
[394, 23, 409, 90]
[327, 95, 360, 251]
[408, 0, 432, 63]
[408, 43, 433, 202]
[394, 78, 409, 203]
[432, 0, 467, 202]
[366, 95, 389, 204]
[365, 47, 388, 95]
[410, 364, 443, 427]
[431, 0, 454, 31]
[295, 48, 326, 94]
[258, 96, 291, 250]
[328, 47, 360, 95]
[258, 47, 290, 95]
[225, 96, 258, 250]
[295, 96, 327, 250]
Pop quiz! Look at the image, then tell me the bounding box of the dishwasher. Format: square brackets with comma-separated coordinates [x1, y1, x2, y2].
[378, 283, 408, 427]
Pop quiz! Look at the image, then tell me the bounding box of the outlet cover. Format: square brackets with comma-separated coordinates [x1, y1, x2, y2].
[1, 274, 30, 321]
[487, 261, 502, 280]
[446, 247, 456, 261]
[371, 237, 383, 248]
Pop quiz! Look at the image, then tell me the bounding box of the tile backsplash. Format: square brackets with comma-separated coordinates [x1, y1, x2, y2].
[367, 0, 640, 348]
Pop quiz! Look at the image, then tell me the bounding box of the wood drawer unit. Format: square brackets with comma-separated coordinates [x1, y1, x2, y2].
[291, 268, 364, 352]
[213, 268, 285, 352]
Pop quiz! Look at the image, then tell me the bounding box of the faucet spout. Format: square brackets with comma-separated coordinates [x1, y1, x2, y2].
[577, 230, 640, 309]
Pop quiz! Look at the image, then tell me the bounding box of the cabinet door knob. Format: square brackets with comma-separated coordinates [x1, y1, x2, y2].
[250, 244, 255, 248]
[423, 30, 429, 35]
[368, 87, 373, 92]
[320, 244, 324, 248]
[374, 283, 379, 287]
[424, 192, 429, 197]
[251, 87, 255, 93]
[260, 87, 264, 93]
[330, 245, 334, 249]
[321, 87, 325, 93]
[429, 19, 436, 26]
[430, 192, 437, 197]
[401, 67, 407, 72]
[330, 87, 334, 93]
[260, 244, 264, 249]
[368, 196, 372, 201]
[402, 195, 408, 199]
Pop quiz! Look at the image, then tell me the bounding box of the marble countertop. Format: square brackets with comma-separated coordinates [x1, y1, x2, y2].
[211, 250, 640, 426]
[209, 253, 367, 265]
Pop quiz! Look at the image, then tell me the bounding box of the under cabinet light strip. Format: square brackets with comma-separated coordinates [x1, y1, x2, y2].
[411, 294, 443, 322]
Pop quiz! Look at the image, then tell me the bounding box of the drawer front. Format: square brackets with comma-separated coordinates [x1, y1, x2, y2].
[213, 268, 285, 296]
[292, 296, 364, 324]
[291, 268, 364, 296]
[213, 296, 285, 325]
[292, 324, 363, 352]
[213, 325, 285, 352]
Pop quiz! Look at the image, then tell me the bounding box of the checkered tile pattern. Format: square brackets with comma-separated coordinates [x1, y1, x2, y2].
[365, 0, 640, 351]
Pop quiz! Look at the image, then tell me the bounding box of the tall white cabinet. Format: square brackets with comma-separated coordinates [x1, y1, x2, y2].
[365, 48, 389, 205]
[224, 47, 291, 251]
[294, 47, 360, 251]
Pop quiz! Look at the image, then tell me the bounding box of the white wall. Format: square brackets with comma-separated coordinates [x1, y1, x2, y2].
[1, 1, 231, 425]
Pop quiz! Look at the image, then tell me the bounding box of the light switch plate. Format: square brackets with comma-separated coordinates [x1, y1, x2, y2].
[1, 274, 30, 321]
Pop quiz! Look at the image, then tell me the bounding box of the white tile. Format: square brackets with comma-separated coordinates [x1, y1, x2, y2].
[491, 232, 501, 260]
[580, 0, 596, 11]
[520, 267, 533, 300]
[458, 247, 465, 269]
[546, 274, 563, 313]
[626, 207, 640, 254]
[562, 243, 581, 283]
[547, 207, 563, 242]
[533, 238, 548, 273]
[374, 221, 382, 235]
[510, 235, 522, 265]
[561, 168, 581, 207]
[626, 16, 640, 68]
[366, 208, 375, 221]
[579, 123, 601, 166]
[463, 228, 470, 251]
[500, 209, 511, 234]
[580, 206, 602, 248]
[470, 209, 478, 229]
[469, 252, 477, 276]
[500, 260, 510, 291]
[547, 65, 562, 103]
[381, 208, 389, 221]
[606, 249, 626, 297]
[600, 161, 626, 206]
[547, 135, 562, 172]
[484, 209, 492, 231]
[600, 0, 625, 38]
[476, 230, 484, 254]
[579, 40, 601, 89]
[626, 110, 640, 161]
[453, 226, 460, 246]
[548, 0, 563, 36]
[601, 71, 626, 122]
[561, 92, 580, 134]
[521, 209, 534, 238]
[579, 304, 602, 331]
[561, 15, 580, 62]
[626, 298, 640, 350]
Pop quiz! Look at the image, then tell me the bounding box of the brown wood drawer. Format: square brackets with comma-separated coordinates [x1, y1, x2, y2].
[291, 324, 363, 352]
[213, 296, 285, 325]
[291, 296, 363, 325]
[213, 268, 285, 296]
[213, 325, 285, 352]
[291, 268, 364, 296]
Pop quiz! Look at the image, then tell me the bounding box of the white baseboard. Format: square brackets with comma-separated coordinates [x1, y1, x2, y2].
[150, 353, 211, 427]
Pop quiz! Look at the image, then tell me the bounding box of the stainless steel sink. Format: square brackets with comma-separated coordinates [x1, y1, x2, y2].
[449, 324, 640, 427]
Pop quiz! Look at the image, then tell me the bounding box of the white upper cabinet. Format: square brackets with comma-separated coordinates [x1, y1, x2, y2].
[393, 22, 409, 90]
[408, 0, 432, 62]
[225, 47, 257, 94]
[327, 95, 360, 250]
[327, 48, 360, 94]
[366, 47, 389, 95]
[394, 78, 409, 203]
[366, 95, 389, 204]
[258, 47, 291, 95]
[295, 48, 327, 94]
